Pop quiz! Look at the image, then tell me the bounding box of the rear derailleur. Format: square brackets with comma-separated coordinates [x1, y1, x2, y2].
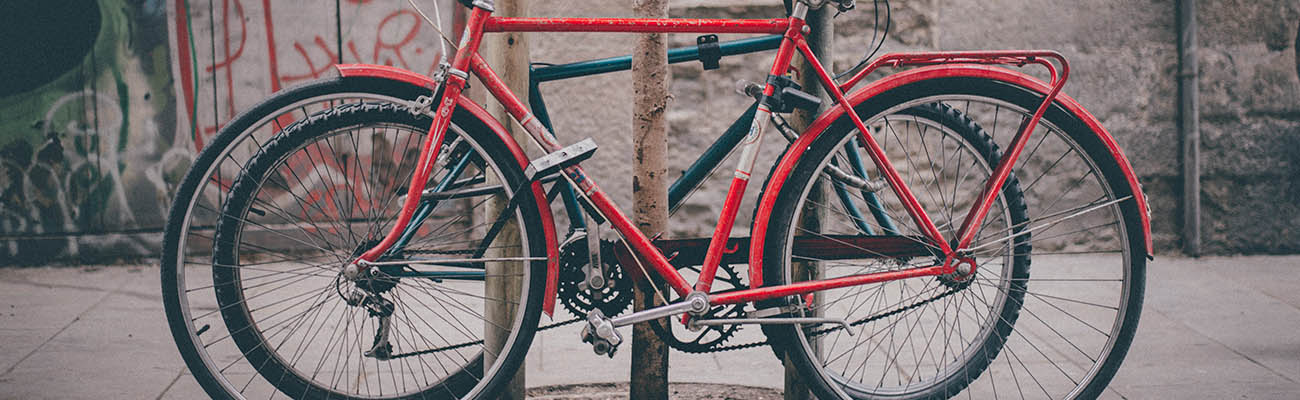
[340, 268, 398, 360]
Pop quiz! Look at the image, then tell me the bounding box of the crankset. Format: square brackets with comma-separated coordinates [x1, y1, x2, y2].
[557, 234, 634, 317]
[648, 262, 748, 353]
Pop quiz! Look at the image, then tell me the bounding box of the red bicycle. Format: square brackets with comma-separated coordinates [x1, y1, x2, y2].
[162, 0, 1151, 398]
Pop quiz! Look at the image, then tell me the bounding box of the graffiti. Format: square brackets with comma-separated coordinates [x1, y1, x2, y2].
[0, 0, 177, 264]
[162, 0, 457, 232]
[45, 91, 136, 228]
[0, 0, 461, 263]
[174, 0, 454, 150]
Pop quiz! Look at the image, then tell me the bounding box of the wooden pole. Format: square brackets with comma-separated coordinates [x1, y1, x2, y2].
[784, 4, 833, 399]
[630, 0, 671, 398]
[482, 0, 530, 398]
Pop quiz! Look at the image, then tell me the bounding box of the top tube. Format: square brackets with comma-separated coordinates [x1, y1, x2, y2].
[483, 17, 790, 34]
[530, 35, 783, 82]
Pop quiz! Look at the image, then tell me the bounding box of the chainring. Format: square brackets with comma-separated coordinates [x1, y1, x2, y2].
[556, 236, 634, 317]
[649, 262, 749, 353]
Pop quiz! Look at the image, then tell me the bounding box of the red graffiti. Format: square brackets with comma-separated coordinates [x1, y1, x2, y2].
[278, 9, 433, 86]
[278, 37, 339, 85]
[172, 0, 450, 219]
[373, 10, 423, 68]
[202, 0, 248, 140]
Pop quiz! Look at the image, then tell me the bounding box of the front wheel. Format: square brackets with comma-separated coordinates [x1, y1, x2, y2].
[763, 78, 1146, 399]
[163, 78, 547, 399]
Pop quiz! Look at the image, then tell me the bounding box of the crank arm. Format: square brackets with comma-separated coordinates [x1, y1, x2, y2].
[607, 291, 709, 329]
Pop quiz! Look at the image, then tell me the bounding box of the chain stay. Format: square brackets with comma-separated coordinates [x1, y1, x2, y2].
[676, 285, 961, 354]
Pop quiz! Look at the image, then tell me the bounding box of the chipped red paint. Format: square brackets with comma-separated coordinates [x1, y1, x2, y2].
[334, 63, 438, 89]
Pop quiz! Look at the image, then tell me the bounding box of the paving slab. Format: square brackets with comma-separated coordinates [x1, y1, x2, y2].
[0, 256, 1297, 399]
[1144, 256, 1300, 384]
[0, 267, 134, 375]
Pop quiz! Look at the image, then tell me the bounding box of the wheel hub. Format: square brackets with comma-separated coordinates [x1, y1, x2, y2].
[937, 255, 976, 289]
[342, 239, 400, 295]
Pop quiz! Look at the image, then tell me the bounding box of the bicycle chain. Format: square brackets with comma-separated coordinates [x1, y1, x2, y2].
[667, 285, 962, 354]
[387, 286, 959, 358]
[647, 262, 748, 353]
[404, 248, 475, 255]
[388, 247, 962, 357]
[387, 316, 583, 359]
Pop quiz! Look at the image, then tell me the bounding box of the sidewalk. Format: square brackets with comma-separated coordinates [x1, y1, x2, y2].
[0, 256, 1296, 399]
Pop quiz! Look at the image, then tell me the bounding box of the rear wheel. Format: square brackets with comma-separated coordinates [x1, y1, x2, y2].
[763, 77, 1146, 399]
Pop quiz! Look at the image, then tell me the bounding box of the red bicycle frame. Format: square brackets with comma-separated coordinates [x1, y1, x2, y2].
[349, 2, 1104, 314]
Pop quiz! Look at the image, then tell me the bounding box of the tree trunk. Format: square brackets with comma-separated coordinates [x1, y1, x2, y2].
[630, 0, 670, 399]
[784, 5, 833, 400]
[482, 0, 530, 398]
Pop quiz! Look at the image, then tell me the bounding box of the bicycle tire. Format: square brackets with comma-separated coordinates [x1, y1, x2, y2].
[762, 77, 1146, 399]
[163, 78, 546, 400]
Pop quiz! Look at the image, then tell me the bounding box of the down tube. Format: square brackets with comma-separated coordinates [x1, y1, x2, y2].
[469, 54, 694, 296]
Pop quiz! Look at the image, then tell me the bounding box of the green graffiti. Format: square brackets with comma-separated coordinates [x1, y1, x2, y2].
[0, 0, 176, 263]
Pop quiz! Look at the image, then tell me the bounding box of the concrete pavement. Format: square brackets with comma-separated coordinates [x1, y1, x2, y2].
[0, 255, 1297, 399]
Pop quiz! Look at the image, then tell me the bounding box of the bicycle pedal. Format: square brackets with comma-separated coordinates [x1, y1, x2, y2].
[580, 309, 622, 358]
[525, 138, 598, 182]
[779, 86, 822, 112]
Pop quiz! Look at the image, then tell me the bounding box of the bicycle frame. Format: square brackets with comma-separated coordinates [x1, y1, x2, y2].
[344, 1, 1141, 317]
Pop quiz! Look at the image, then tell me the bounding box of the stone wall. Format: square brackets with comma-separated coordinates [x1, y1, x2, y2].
[929, 0, 1300, 254]
[530, 0, 1300, 254]
[1, 0, 1296, 264]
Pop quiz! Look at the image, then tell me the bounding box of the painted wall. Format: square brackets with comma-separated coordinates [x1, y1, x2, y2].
[1, 0, 1297, 264]
[0, 0, 456, 264]
[0, 0, 177, 264]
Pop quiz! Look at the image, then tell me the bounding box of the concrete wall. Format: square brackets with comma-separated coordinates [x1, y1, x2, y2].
[1, 0, 1296, 264]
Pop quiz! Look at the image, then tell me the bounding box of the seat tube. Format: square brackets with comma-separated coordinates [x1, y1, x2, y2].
[695, 7, 807, 294]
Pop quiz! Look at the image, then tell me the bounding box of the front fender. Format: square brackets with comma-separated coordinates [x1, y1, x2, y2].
[748, 64, 1153, 286]
[334, 64, 562, 317]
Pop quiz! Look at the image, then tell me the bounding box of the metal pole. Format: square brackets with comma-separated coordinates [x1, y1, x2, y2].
[630, 0, 671, 398]
[483, 0, 530, 398]
[784, 4, 832, 399]
[1177, 0, 1200, 256]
